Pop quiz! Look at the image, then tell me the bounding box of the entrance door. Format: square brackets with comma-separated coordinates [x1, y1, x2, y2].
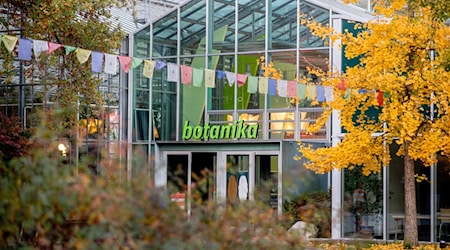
[164, 152, 216, 215]
[216, 152, 280, 214]
[224, 154, 253, 206]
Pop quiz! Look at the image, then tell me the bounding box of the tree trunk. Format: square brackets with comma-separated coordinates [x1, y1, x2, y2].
[403, 140, 418, 246]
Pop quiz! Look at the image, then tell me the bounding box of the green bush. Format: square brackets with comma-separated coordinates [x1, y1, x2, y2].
[283, 190, 331, 238]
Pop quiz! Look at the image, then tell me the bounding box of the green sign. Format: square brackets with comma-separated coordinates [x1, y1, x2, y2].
[182, 120, 259, 140]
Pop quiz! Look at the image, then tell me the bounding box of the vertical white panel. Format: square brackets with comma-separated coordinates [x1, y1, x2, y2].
[216, 152, 227, 205]
[155, 150, 167, 188]
[331, 17, 343, 239]
[249, 152, 255, 200]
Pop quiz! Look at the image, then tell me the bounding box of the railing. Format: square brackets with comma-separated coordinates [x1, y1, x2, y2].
[206, 108, 330, 142]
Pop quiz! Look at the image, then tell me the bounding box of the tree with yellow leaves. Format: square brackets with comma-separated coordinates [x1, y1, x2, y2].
[298, 0, 450, 246]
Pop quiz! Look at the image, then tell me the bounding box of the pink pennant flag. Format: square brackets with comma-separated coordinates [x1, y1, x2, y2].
[47, 42, 63, 54]
[180, 65, 193, 85]
[236, 74, 248, 87]
[118, 56, 132, 73]
[287, 81, 298, 98]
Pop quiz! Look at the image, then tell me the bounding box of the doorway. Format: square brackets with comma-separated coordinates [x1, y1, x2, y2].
[166, 152, 216, 215]
[163, 150, 280, 215]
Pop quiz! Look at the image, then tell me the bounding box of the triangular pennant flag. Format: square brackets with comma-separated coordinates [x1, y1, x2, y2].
[268, 78, 277, 96]
[225, 71, 236, 87]
[192, 68, 204, 87]
[237, 74, 248, 87]
[91, 51, 104, 73]
[337, 79, 347, 91]
[2, 35, 18, 53]
[258, 77, 268, 94]
[316, 85, 325, 102]
[131, 57, 143, 69]
[64, 45, 76, 55]
[48, 42, 63, 54]
[143, 60, 156, 78]
[247, 76, 258, 93]
[167, 63, 179, 82]
[75, 48, 91, 64]
[118, 55, 132, 73]
[1, 35, 17, 53]
[155, 60, 166, 70]
[298, 83, 306, 99]
[344, 88, 351, 99]
[277, 80, 287, 97]
[104, 54, 118, 75]
[376, 90, 384, 106]
[287, 81, 297, 98]
[180, 65, 193, 85]
[324, 86, 334, 102]
[18, 38, 32, 61]
[205, 69, 216, 88]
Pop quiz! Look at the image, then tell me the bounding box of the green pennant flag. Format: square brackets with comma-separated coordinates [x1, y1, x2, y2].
[131, 57, 143, 69]
[64, 45, 76, 55]
[344, 88, 352, 100]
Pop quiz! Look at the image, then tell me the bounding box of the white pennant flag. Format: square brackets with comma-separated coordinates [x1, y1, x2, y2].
[225, 71, 236, 87]
[33, 40, 48, 57]
[278, 80, 287, 97]
[324, 86, 334, 102]
[167, 63, 179, 82]
[104, 53, 118, 75]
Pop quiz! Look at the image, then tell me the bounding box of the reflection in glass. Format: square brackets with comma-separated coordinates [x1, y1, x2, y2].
[344, 167, 383, 239]
[226, 155, 249, 206]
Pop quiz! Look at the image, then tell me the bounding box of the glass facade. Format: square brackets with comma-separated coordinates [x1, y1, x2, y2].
[134, 0, 332, 144]
[0, 30, 129, 177]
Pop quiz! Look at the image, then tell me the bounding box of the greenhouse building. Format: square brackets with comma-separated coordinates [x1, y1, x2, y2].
[2, 0, 450, 243]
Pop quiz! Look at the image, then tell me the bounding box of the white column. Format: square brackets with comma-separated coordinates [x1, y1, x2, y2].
[331, 17, 343, 239]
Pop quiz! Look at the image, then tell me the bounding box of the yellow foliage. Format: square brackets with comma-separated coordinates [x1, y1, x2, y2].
[298, 0, 450, 176]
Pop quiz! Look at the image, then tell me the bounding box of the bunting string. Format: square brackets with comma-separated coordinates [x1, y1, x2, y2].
[0, 34, 383, 104]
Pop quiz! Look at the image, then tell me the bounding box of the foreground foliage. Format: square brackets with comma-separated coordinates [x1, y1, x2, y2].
[0, 146, 307, 249]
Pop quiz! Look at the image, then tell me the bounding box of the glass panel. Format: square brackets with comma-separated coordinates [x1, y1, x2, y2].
[299, 2, 329, 48]
[388, 143, 431, 241]
[271, 0, 297, 49]
[153, 12, 177, 57]
[212, 0, 235, 53]
[191, 153, 216, 205]
[299, 111, 327, 140]
[226, 155, 250, 206]
[437, 155, 450, 242]
[209, 55, 234, 111]
[238, 0, 265, 52]
[255, 155, 278, 214]
[167, 155, 189, 212]
[344, 167, 383, 239]
[388, 144, 405, 240]
[180, 56, 205, 131]
[181, 0, 206, 55]
[152, 59, 177, 141]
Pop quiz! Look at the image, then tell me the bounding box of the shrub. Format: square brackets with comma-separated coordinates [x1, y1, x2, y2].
[283, 190, 331, 238]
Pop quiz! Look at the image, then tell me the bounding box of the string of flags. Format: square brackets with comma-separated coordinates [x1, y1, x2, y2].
[0, 34, 384, 105]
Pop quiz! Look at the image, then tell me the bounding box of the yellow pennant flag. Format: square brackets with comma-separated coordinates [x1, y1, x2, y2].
[2, 35, 18, 53]
[143, 60, 156, 79]
[75, 48, 91, 64]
